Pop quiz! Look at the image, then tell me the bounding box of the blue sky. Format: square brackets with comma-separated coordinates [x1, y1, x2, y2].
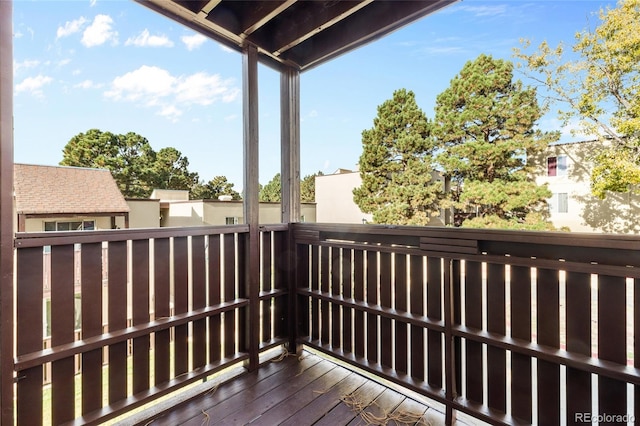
[12, 0, 616, 191]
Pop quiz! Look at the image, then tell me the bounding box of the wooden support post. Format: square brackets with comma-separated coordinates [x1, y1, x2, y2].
[444, 258, 458, 426]
[280, 67, 301, 224]
[242, 43, 259, 371]
[0, 1, 14, 423]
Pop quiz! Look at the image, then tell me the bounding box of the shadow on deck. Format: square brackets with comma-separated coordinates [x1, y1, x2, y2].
[138, 350, 447, 426]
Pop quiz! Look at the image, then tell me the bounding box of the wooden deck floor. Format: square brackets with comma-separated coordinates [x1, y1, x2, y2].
[142, 351, 446, 425]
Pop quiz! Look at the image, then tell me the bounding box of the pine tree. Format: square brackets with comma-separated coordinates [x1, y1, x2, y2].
[433, 54, 558, 229]
[353, 89, 442, 225]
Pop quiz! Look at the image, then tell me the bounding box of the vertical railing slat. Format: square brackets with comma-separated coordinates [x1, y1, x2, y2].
[273, 231, 288, 339]
[173, 236, 189, 375]
[597, 274, 627, 418]
[108, 240, 128, 404]
[81, 242, 103, 414]
[410, 255, 424, 381]
[208, 235, 222, 363]
[154, 238, 171, 385]
[537, 268, 560, 425]
[394, 254, 408, 375]
[310, 245, 320, 342]
[295, 244, 310, 342]
[223, 234, 236, 358]
[565, 271, 591, 422]
[464, 260, 483, 404]
[427, 257, 442, 389]
[132, 239, 150, 395]
[192, 235, 207, 369]
[487, 262, 506, 412]
[379, 252, 392, 369]
[366, 250, 378, 364]
[261, 232, 272, 343]
[353, 250, 365, 358]
[341, 248, 353, 353]
[320, 246, 330, 346]
[16, 247, 44, 425]
[510, 265, 532, 423]
[51, 245, 75, 424]
[330, 247, 341, 349]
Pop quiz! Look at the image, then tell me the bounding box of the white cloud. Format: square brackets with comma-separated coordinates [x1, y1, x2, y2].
[14, 59, 40, 73]
[90, 0, 98, 6]
[82, 15, 117, 47]
[126, 29, 174, 48]
[57, 59, 71, 67]
[105, 65, 239, 120]
[57, 17, 88, 39]
[74, 79, 102, 89]
[219, 45, 234, 53]
[15, 75, 53, 97]
[308, 109, 318, 118]
[454, 4, 509, 17]
[14, 31, 23, 39]
[72, 69, 82, 76]
[181, 34, 207, 51]
[224, 114, 238, 122]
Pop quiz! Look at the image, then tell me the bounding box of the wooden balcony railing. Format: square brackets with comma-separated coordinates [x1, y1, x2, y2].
[10, 223, 640, 425]
[292, 223, 640, 425]
[13, 224, 290, 425]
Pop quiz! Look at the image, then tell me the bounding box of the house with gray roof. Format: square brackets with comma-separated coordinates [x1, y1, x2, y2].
[14, 164, 130, 232]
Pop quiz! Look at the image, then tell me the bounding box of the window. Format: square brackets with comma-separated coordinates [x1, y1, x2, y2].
[44, 220, 95, 231]
[225, 217, 240, 225]
[547, 155, 567, 176]
[549, 193, 568, 213]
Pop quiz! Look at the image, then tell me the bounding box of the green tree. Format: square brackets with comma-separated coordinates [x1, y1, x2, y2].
[433, 54, 557, 229]
[259, 173, 281, 202]
[301, 171, 323, 202]
[61, 129, 157, 197]
[353, 89, 442, 225]
[191, 176, 241, 200]
[514, 0, 640, 199]
[152, 147, 199, 192]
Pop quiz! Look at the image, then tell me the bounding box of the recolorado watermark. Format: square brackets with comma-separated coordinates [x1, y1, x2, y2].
[575, 413, 634, 423]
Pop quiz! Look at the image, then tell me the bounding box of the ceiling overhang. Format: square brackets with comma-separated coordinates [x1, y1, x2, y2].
[136, 0, 458, 72]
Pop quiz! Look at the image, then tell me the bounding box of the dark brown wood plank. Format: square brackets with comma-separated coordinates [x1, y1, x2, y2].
[182, 356, 328, 426]
[16, 247, 44, 425]
[261, 231, 272, 342]
[311, 245, 320, 341]
[341, 248, 353, 353]
[223, 234, 236, 358]
[353, 250, 365, 358]
[366, 250, 378, 364]
[598, 274, 627, 418]
[51, 244, 75, 424]
[565, 271, 591, 422]
[486, 262, 506, 412]
[296, 244, 310, 340]
[174, 236, 189, 375]
[191, 235, 207, 369]
[81, 242, 103, 414]
[388, 397, 429, 425]
[345, 387, 404, 426]
[273, 230, 288, 338]
[510, 265, 532, 423]
[331, 247, 341, 349]
[427, 256, 442, 389]
[154, 238, 171, 385]
[208, 235, 222, 363]
[379, 252, 392, 369]
[464, 260, 483, 404]
[536, 268, 560, 425]
[410, 255, 425, 381]
[314, 379, 386, 426]
[132, 239, 150, 395]
[108, 240, 128, 404]
[394, 253, 408, 375]
[320, 246, 330, 346]
[149, 355, 296, 425]
[246, 363, 350, 424]
[279, 372, 367, 426]
[635, 278, 640, 421]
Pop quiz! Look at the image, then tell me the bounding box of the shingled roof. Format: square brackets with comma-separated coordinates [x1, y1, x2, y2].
[14, 164, 130, 215]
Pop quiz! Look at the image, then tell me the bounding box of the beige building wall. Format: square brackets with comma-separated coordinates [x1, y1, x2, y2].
[126, 199, 160, 228]
[533, 140, 640, 234]
[316, 171, 373, 224]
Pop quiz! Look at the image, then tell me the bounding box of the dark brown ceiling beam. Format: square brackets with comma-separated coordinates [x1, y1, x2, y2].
[283, 0, 457, 71]
[274, 0, 374, 56]
[241, 0, 298, 36]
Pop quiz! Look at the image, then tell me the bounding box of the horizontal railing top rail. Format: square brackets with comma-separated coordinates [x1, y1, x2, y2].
[293, 223, 640, 277]
[14, 224, 250, 247]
